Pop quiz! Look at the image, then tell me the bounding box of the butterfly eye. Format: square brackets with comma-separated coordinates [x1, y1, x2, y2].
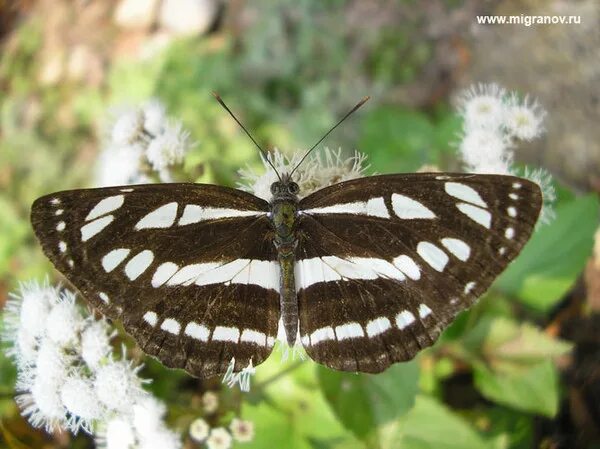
[288, 182, 299, 194]
[270, 183, 281, 194]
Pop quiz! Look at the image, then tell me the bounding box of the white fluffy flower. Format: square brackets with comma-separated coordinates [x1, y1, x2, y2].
[19, 285, 52, 337]
[45, 293, 83, 347]
[96, 144, 146, 187]
[190, 418, 210, 442]
[81, 320, 112, 369]
[229, 418, 254, 443]
[206, 427, 233, 449]
[458, 83, 507, 131]
[238, 148, 369, 201]
[111, 109, 145, 146]
[145, 121, 191, 171]
[25, 376, 65, 430]
[504, 95, 546, 141]
[458, 128, 513, 174]
[14, 328, 38, 366]
[143, 99, 167, 136]
[132, 396, 167, 435]
[94, 360, 143, 412]
[201, 391, 219, 414]
[101, 417, 136, 449]
[35, 339, 69, 384]
[61, 374, 104, 433]
[4, 280, 181, 443]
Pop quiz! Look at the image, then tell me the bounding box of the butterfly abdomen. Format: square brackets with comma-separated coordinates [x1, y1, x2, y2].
[270, 183, 300, 346]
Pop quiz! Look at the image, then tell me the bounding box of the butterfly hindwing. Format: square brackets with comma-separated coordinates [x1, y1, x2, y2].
[296, 173, 542, 372]
[31, 184, 279, 377]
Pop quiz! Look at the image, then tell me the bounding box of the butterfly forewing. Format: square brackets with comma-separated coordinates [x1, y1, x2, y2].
[31, 184, 279, 377]
[296, 173, 541, 372]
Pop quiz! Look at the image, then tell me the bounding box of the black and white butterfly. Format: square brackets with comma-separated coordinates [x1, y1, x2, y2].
[31, 96, 542, 379]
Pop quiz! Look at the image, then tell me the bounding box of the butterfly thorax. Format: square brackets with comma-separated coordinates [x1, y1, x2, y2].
[269, 176, 300, 346]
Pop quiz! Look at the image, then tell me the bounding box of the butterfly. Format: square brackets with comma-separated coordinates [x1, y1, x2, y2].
[31, 95, 542, 380]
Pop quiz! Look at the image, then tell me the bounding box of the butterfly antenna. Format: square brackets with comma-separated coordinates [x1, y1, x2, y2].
[212, 92, 282, 181]
[289, 96, 370, 177]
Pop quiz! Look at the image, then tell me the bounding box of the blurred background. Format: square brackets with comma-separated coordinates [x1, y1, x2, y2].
[0, 0, 599, 448]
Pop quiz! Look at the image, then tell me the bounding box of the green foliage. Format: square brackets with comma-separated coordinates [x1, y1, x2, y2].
[392, 395, 504, 449]
[317, 361, 419, 443]
[458, 316, 571, 416]
[359, 106, 460, 173]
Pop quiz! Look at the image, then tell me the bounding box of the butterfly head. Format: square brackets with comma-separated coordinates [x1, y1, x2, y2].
[270, 173, 299, 199]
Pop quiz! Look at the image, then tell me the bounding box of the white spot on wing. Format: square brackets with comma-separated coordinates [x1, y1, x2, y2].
[81, 215, 114, 241]
[55, 209, 64, 216]
[135, 202, 178, 230]
[366, 317, 391, 337]
[152, 262, 179, 287]
[178, 205, 264, 225]
[396, 310, 415, 329]
[445, 182, 487, 208]
[464, 281, 476, 294]
[505, 227, 515, 239]
[213, 326, 240, 343]
[143, 311, 158, 327]
[393, 255, 420, 280]
[440, 238, 470, 262]
[456, 203, 491, 229]
[303, 197, 390, 218]
[418, 304, 432, 318]
[102, 248, 131, 272]
[86, 195, 124, 221]
[391, 193, 436, 219]
[56, 221, 66, 231]
[124, 250, 154, 280]
[58, 241, 67, 253]
[295, 256, 405, 290]
[168, 263, 214, 286]
[366, 197, 391, 218]
[507, 206, 517, 217]
[417, 241, 449, 272]
[310, 326, 335, 345]
[509, 193, 519, 200]
[98, 292, 109, 303]
[512, 182, 522, 189]
[161, 318, 181, 335]
[50, 198, 61, 205]
[335, 322, 364, 340]
[185, 322, 210, 341]
[241, 329, 267, 346]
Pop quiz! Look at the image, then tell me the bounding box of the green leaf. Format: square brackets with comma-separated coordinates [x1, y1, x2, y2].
[473, 360, 560, 417]
[495, 194, 599, 311]
[481, 317, 571, 371]
[393, 395, 497, 449]
[359, 107, 435, 173]
[317, 360, 419, 442]
[243, 358, 357, 449]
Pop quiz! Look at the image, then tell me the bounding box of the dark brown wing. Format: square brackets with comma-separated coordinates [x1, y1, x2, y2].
[31, 183, 279, 377]
[296, 173, 541, 373]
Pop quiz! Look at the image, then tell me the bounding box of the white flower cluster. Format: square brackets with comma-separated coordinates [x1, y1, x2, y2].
[238, 147, 370, 201]
[456, 83, 555, 223]
[188, 392, 255, 448]
[96, 99, 193, 186]
[2, 280, 181, 449]
[190, 416, 254, 448]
